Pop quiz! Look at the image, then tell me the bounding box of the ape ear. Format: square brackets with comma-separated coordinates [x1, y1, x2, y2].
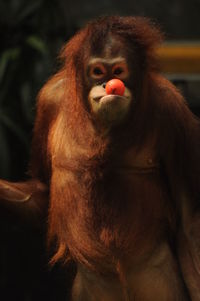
[0, 179, 48, 226]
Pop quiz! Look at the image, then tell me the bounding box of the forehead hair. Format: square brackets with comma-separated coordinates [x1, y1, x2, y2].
[81, 16, 163, 71]
[88, 16, 161, 46]
[88, 36, 129, 60]
[61, 16, 163, 75]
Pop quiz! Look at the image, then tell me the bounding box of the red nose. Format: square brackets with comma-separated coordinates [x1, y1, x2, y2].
[105, 79, 125, 96]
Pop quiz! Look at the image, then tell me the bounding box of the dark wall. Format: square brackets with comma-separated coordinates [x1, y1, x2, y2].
[61, 0, 200, 39]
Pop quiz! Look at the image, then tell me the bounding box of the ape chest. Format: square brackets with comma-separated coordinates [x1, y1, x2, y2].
[95, 169, 173, 271]
[109, 166, 170, 230]
[107, 143, 171, 232]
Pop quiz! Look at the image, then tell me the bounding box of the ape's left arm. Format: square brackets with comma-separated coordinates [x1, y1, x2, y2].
[179, 211, 200, 301]
[0, 179, 48, 227]
[153, 74, 200, 299]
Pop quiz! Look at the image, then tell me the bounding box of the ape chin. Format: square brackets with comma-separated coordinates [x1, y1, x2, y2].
[28, 16, 200, 300]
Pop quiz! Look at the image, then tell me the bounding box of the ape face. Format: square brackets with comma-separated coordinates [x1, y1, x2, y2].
[86, 37, 133, 128]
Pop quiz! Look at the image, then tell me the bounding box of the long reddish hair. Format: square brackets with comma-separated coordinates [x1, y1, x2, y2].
[30, 16, 200, 273]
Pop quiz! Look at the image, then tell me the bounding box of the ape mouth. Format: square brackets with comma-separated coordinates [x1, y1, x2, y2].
[94, 95, 127, 104]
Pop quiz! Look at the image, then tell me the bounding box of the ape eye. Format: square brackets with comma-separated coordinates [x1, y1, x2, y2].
[114, 67, 123, 75]
[90, 64, 106, 79]
[94, 67, 103, 75]
[112, 63, 129, 79]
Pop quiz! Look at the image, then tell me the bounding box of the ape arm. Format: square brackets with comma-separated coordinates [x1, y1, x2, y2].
[30, 71, 66, 183]
[152, 74, 200, 203]
[152, 74, 200, 299]
[0, 179, 48, 227]
[178, 208, 200, 301]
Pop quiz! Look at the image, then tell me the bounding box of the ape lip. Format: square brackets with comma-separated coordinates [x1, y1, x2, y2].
[95, 95, 126, 103]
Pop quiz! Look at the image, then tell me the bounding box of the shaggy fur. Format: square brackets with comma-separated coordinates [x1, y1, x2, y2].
[29, 16, 200, 299]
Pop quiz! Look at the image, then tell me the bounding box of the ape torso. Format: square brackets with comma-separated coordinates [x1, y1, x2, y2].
[71, 143, 189, 301]
[1, 15, 200, 301]
[32, 17, 200, 301]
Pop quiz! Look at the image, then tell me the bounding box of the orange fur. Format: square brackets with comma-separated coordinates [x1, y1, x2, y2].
[29, 16, 200, 299]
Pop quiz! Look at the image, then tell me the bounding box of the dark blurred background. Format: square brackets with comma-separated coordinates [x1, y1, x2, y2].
[0, 0, 200, 300]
